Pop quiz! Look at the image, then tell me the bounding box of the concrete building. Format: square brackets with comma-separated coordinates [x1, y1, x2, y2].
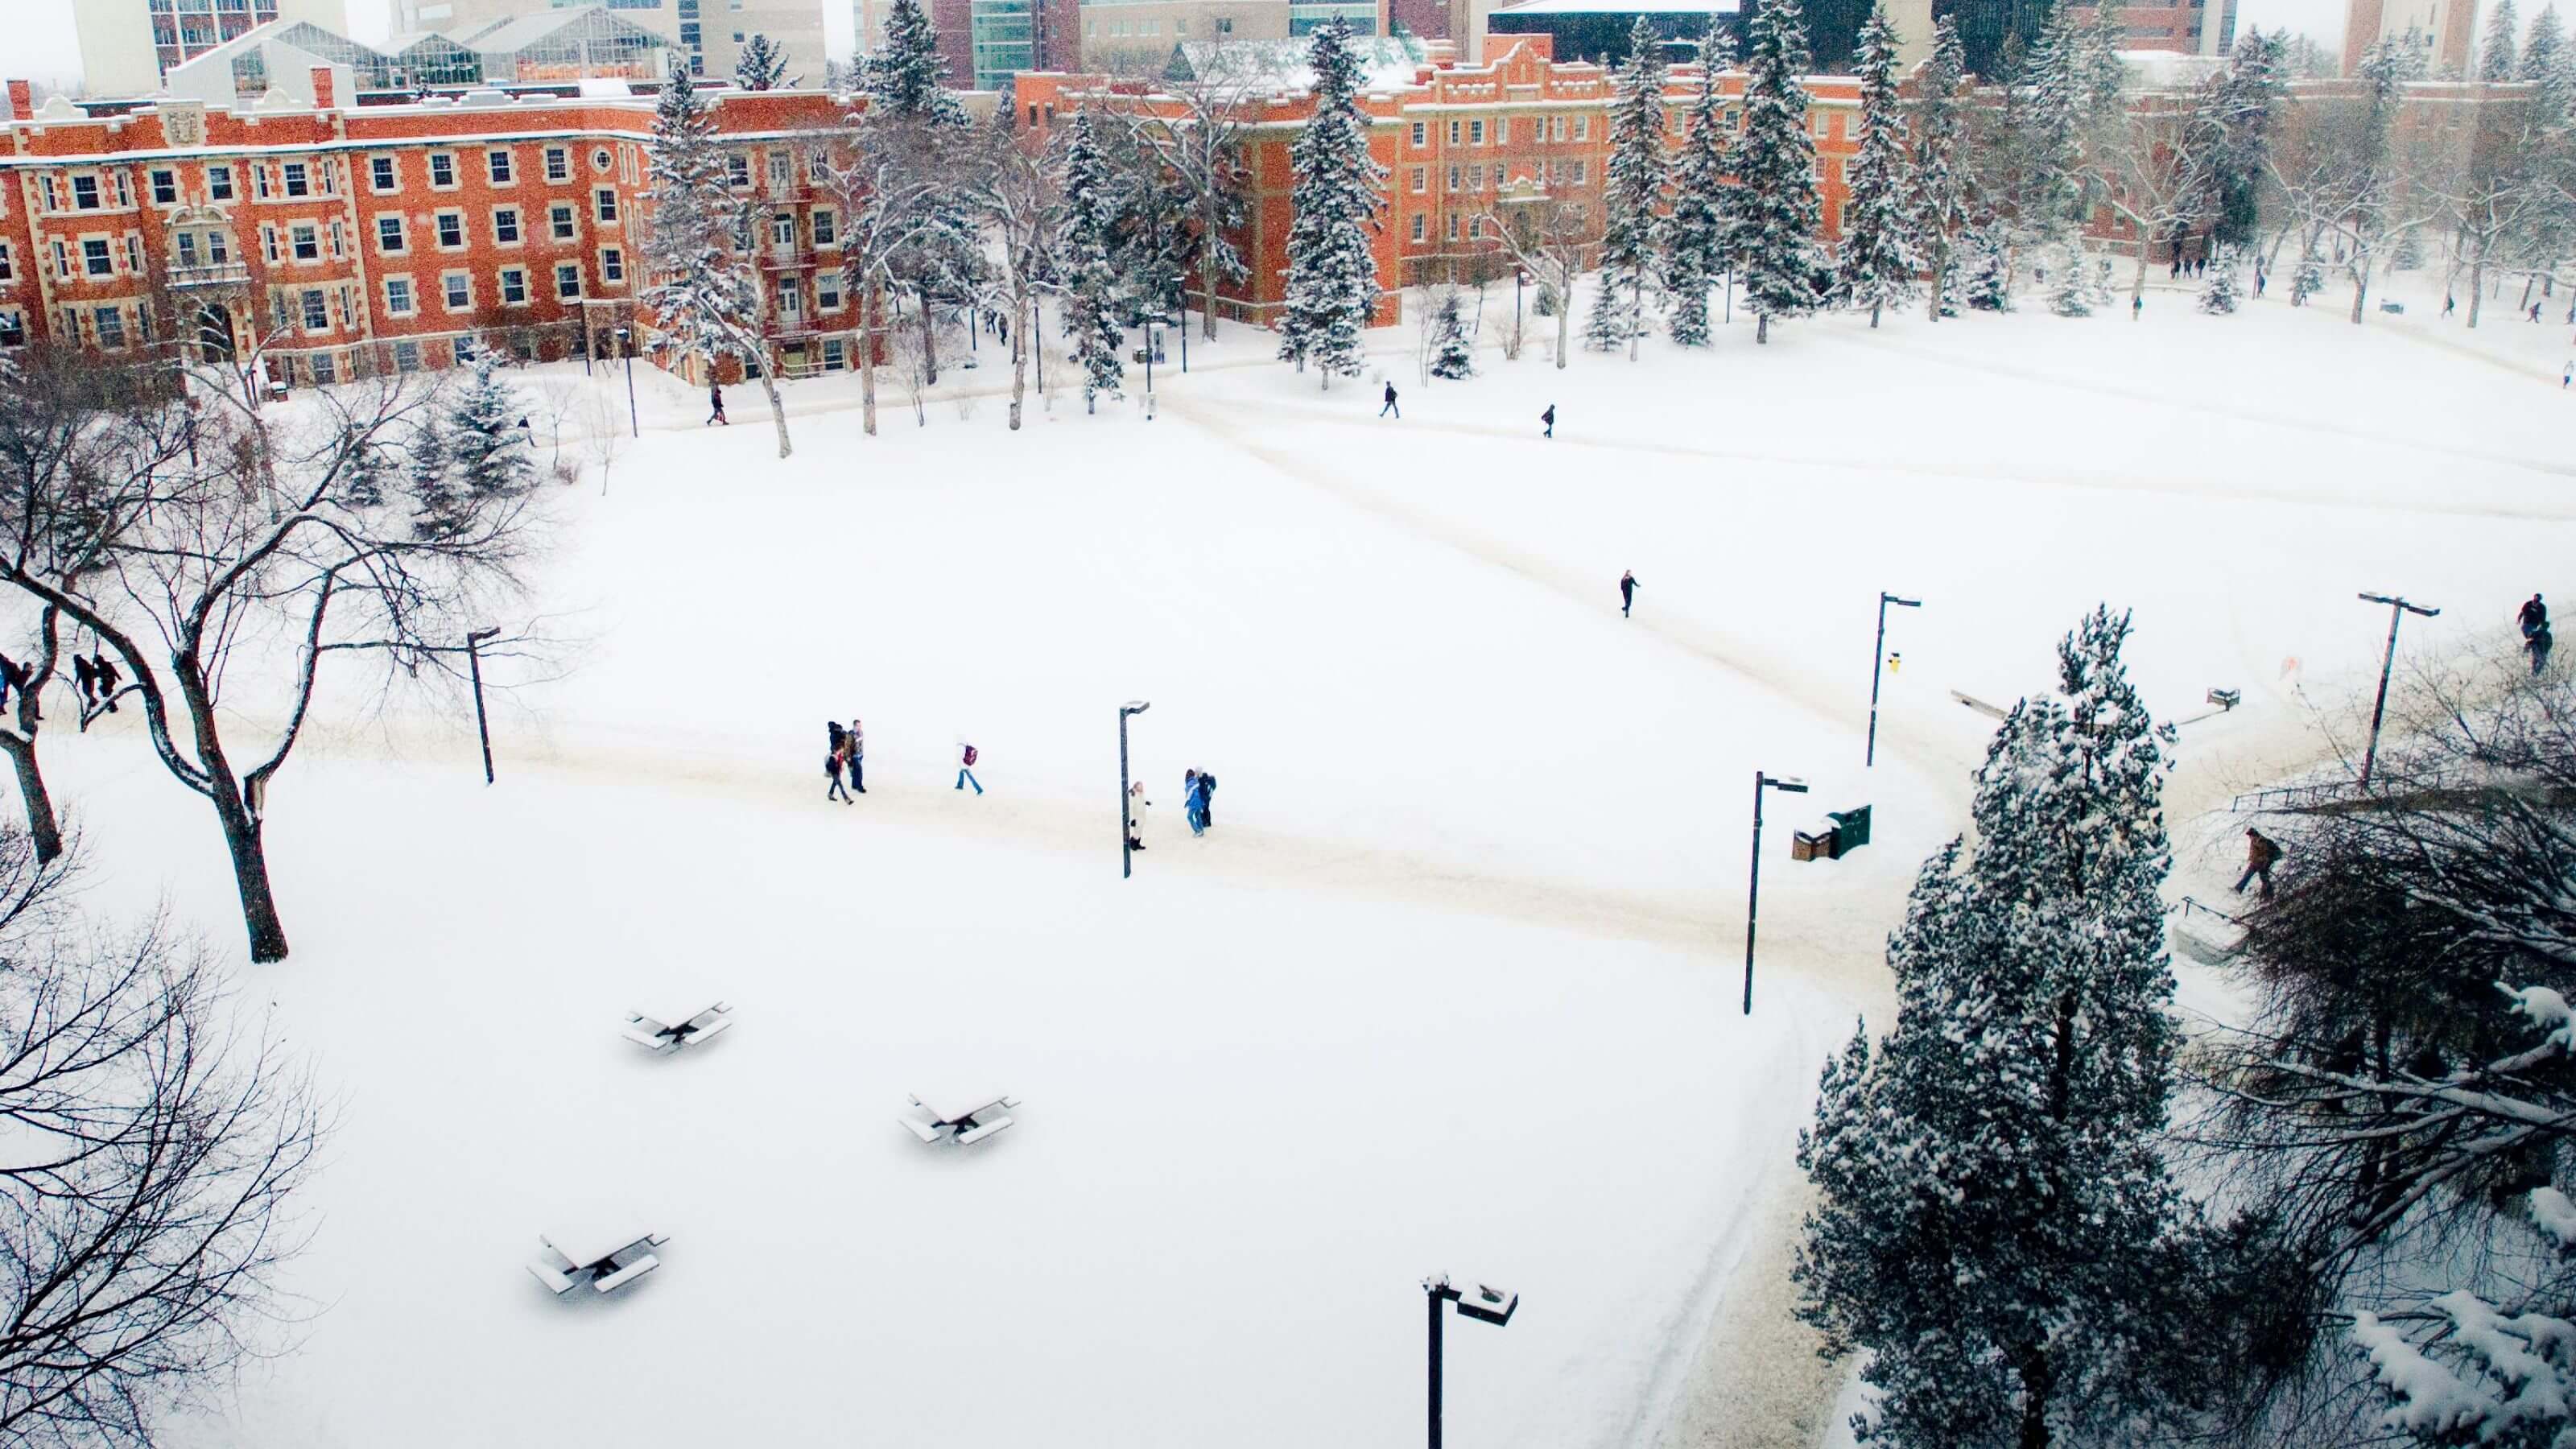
[72, 0, 353, 97]
[2344, 0, 2475, 76]
[395, 0, 832, 83]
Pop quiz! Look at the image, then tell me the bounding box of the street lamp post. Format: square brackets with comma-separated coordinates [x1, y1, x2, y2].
[1744, 770, 1809, 1015]
[2357, 592, 2440, 789]
[1119, 700, 1150, 878]
[1867, 592, 1922, 768]
[614, 326, 638, 439]
[466, 626, 502, 786]
[1424, 1274, 1517, 1449]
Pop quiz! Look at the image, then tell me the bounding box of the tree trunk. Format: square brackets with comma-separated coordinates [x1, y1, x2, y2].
[1008, 289, 1029, 431]
[2469, 242, 2487, 328]
[1757, 311, 1769, 344]
[1928, 251, 1946, 323]
[861, 275, 881, 437]
[754, 360, 793, 460]
[1201, 199, 1222, 339]
[2350, 260, 2370, 323]
[1870, 299, 1882, 328]
[2130, 241, 2149, 316]
[2016, 1343, 2055, 1449]
[1554, 275, 1571, 368]
[917, 287, 939, 386]
[1629, 270, 1644, 361]
[216, 787, 288, 963]
[0, 735, 62, 865]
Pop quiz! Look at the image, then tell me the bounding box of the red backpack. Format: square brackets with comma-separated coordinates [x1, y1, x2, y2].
[962, 745, 978, 767]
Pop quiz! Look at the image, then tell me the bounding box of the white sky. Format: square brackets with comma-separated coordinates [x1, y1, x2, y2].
[12, 0, 2339, 91]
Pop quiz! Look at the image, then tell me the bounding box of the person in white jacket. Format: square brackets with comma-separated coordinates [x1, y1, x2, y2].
[1126, 779, 1150, 851]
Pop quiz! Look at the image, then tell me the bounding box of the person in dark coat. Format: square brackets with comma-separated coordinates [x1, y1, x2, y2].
[828, 720, 848, 756]
[708, 381, 729, 426]
[89, 654, 118, 712]
[2533, 623, 2557, 677]
[825, 750, 852, 803]
[845, 718, 865, 793]
[1542, 404, 1555, 439]
[2521, 594, 2549, 640]
[1197, 769, 1216, 829]
[1380, 382, 1399, 419]
[1183, 770, 1208, 836]
[71, 654, 95, 705]
[2234, 828, 2283, 897]
[1620, 570, 1639, 617]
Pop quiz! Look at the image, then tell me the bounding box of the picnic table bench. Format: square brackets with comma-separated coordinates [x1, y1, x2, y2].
[900, 1091, 1022, 1146]
[621, 1001, 733, 1054]
[528, 1220, 670, 1296]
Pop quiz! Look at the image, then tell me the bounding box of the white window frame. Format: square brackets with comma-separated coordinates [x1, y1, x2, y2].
[493, 207, 522, 246]
[375, 213, 407, 254]
[428, 152, 458, 190]
[441, 271, 473, 312]
[370, 155, 398, 192]
[434, 210, 467, 250]
[487, 148, 515, 185]
[383, 275, 416, 316]
[498, 267, 529, 307]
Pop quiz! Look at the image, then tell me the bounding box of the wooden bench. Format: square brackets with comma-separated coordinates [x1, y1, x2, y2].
[956, 1114, 1015, 1146]
[526, 1261, 579, 1295]
[899, 1115, 947, 1144]
[593, 1254, 661, 1293]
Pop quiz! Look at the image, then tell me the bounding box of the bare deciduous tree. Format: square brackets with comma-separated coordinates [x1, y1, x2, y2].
[955, 117, 1061, 432]
[1480, 160, 1596, 370]
[0, 830, 323, 1447]
[1108, 72, 1253, 340]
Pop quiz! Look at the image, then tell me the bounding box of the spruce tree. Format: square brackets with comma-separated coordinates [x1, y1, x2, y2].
[1913, 18, 1967, 324]
[1963, 221, 2014, 310]
[1837, 4, 1921, 327]
[2201, 30, 2284, 247]
[2523, 4, 2576, 124]
[2021, 4, 2088, 244]
[734, 34, 787, 90]
[1591, 16, 1671, 357]
[640, 72, 792, 456]
[2046, 237, 2095, 316]
[1276, 19, 1385, 388]
[404, 415, 458, 538]
[1732, 0, 1827, 344]
[1056, 111, 1126, 413]
[341, 434, 391, 506]
[1798, 607, 2204, 1449]
[1429, 291, 1476, 378]
[446, 357, 535, 496]
[2483, 0, 2520, 79]
[2197, 242, 2241, 312]
[1662, 22, 1733, 346]
[2081, 0, 2127, 125]
[868, 0, 970, 124]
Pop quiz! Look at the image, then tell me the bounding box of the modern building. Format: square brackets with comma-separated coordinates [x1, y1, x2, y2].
[155, 14, 680, 107]
[2344, 0, 2475, 75]
[1928, 0, 2232, 80]
[72, 0, 353, 97]
[933, 0, 1080, 88]
[396, 0, 832, 82]
[1075, 0, 1388, 75]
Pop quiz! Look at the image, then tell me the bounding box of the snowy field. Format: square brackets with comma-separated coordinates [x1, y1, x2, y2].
[52, 275, 2575, 1448]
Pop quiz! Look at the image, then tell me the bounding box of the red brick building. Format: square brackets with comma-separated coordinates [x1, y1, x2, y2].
[0, 75, 853, 386]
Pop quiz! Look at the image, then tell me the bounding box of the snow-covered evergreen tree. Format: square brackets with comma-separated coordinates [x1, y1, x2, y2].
[2081, 0, 2128, 124]
[2291, 246, 2325, 304]
[1836, 4, 1921, 327]
[2202, 30, 2285, 247]
[640, 72, 792, 456]
[2018, 4, 2089, 249]
[404, 415, 459, 537]
[2197, 242, 2242, 312]
[1798, 607, 2204, 1449]
[868, 0, 971, 125]
[445, 357, 535, 497]
[2523, 3, 2576, 123]
[1732, 0, 1827, 344]
[1056, 111, 1126, 413]
[1912, 18, 1967, 324]
[1962, 221, 2013, 310]
[1429, 290, 1476, 378]
[2046, 237, 2095, 316]
[734, 34, 787, 90]
[1662, 22, 1733, 346]
[2483, 0, 2521, 79]
[1591, 16, 1671, 357]
[1275, 19, 1385, 387]
[341, 434, 392, 507]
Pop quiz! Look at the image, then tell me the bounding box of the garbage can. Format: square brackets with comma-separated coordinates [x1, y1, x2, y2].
[1827, 805, 1872, 855]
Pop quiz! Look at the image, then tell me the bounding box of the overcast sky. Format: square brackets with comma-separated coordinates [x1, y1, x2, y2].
[12, 0, 2344, 91]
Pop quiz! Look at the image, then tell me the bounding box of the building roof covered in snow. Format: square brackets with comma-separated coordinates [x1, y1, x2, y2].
[1162, 35, 1431, 89]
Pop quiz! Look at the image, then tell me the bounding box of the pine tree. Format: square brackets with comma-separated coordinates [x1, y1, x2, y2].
[1913, 18, 1967, 324]
[1591, 16, 1671, 357]
[2081, 0, 2127, 124]
[1837, 4, 1921, 327]
[2197, 241, 2242, 312]
[1276, 19, 1386, 388]
[2020, 3, 2089, 243]
[1963, 221, 2014, 310]
[2483, 0, 2520, 79]
[640, 72, 793, 457]
[2046, 236, 2095, 316]
[1798, 607, 2204, 1449]
[734, 34, 787, 90]
[1056, 111, 1127, 414]
[2523, 4, 2576, 123]
[868, 0, 970, 124]
[404, 415, 458, 538]
[1429, 290, 1476, 378]
[2291, 245, 2325, 304]
[341, 433, 391, 506]
[1662, 22, 1733, 346]
[446, 357, 535, 496]
[1732, 0, 1827, 344]
[2201, 30, 2284, 247]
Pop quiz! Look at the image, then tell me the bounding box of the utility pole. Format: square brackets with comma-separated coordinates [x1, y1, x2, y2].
[1744, 770, 1808, 1015]
[1119, 700, 1150, 877]
[1866, 592, 1921, 768]
[2356, 592, 2439, 789]
[466, 626, 501, 785]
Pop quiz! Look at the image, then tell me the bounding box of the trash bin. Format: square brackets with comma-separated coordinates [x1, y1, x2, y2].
[1827, 805, 1872, 854]
[1791, 815, 1839, 861]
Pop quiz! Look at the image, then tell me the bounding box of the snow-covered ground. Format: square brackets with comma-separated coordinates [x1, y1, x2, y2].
[48, 276, 2573, 1448]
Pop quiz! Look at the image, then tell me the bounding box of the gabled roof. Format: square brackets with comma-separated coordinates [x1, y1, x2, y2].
[462, 6, 673, 55]
[1164, 35, 1430, 90]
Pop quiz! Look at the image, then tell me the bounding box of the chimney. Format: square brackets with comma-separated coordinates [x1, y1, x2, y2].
[5, 80, 30, 122]
[311, 66, 336, 110]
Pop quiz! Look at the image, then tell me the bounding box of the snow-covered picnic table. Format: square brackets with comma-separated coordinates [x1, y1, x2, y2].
[902, 1091, 1020, 1145]
[621, 1000, 733, 1052]
[528, 1219, 668, 1295]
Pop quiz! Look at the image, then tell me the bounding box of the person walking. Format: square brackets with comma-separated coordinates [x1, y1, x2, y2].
[1126, 779, 1150, 852]
[1380, 382, 1400, 419]
[707, 380, 729, 426]
[846, 718, 865, 793]
[71, 654, 94, 707]
[1541, 404, 1555, 439]
[2563, 360, 2571, 388]
[2132, 293, 2143, 321]
[1183, 769, 1208, 836]
[825, 749, 852, 803]
[2534, 301, 2548, 324]
[90, 654, 118, 712]
[2521, 593, 2549, 641]
[1620, 570, 1640, 617]
[1197, 769, 1216, 829]
[828, 719, 847, 757]
[2233, 827, 2283, 898]
[2254, 267, 2267, 298]
[2533, 622, 2557, 677]
[955, 739, 982, 795]
[2444, 294, 2457, 318]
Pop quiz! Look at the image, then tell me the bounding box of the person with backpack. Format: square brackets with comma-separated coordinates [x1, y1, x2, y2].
[1196, 769, 1216, 829]
[2521, 593, 2549, 641]
[2234, 827, 2283, 897]
[71, 654, 95, 707]
[707, 380, 729, 426]
[1541, 404, 1555, 439]
[955, 739, 982, 795]
[2533, 623, 2557, 677]
[1380, 381, 1400, 419]
[1183, 770, 1208, 836]
[1620, 570, 1639, 617]
[89, 654, 118, 712]
[825, 749, 852, 804]
[1126, 779, 1150, 852]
